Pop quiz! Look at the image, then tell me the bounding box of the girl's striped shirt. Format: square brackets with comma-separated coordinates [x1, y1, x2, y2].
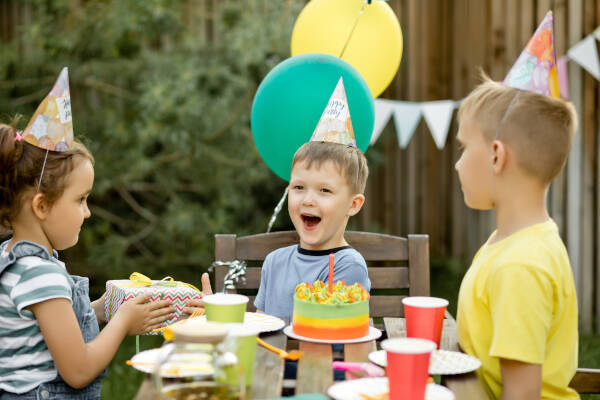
[0, 250, 72, 394]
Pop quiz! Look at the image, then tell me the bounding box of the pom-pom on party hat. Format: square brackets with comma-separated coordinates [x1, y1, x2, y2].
[503, 11, 560, 98]
[21, 67, 74, 152]
[310, 77, 357, 147]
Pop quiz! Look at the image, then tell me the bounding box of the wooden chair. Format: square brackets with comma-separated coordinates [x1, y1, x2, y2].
[213, 230, 429, 319]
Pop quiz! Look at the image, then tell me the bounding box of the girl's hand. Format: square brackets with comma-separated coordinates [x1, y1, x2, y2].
[115, 294, 175, 335]
[182, 273, 213, 315]
[91, 292, 106, 324]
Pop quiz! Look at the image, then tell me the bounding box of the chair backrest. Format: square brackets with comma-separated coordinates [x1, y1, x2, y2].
[213, 231, 429, 318]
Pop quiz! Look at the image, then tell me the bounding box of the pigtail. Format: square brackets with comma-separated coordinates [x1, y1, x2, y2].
[0, 122, 24, 228]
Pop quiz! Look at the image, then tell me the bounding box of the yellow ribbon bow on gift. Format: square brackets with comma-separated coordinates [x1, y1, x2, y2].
[127, 272, 201, 292]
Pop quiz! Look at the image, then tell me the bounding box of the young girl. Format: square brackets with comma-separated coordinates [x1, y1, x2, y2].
[0, 121, 174, 399]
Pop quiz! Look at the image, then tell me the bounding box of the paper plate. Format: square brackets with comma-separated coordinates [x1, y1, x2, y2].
[128, 348, 214, 378]
[328, 377, 454, 400]
[368, 349, 481, 375]
[283, 325, 381, 344]
[191, 312, 285, 333]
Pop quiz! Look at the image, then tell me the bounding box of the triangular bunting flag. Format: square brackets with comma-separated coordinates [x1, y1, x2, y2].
[371, 99, 395, 145]
[567, 34, 600, 80]
[594, 26, 600, 41]
[391, 102, 422, 149]
[421, 100, 455, 150]
[557, 57, 569, 99]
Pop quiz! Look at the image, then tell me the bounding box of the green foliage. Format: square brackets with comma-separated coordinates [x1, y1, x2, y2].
[0, 0, 302, 297]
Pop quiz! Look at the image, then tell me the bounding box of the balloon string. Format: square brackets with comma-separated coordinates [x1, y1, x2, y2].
[339, 0, 368, 58]
[266, 187, 288, 233]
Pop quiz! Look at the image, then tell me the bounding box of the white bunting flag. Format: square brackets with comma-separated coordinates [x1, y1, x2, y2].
[421, 100, 456, 150]
[594, 26, 600, 41]
[391, 102, 422, 148]
[567, 34, 600, 80]
[371, 99, 396, 145]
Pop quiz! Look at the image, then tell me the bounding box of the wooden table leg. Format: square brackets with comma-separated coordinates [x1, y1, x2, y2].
[296, 342, 333, 394]
[134, 378, 158, 400]
[251, 332, 287, 399]
[343, 340, 377, 380]
[443, 372, 489, 400]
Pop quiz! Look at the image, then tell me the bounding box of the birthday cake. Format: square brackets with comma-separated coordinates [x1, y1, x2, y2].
[292, 281, 369, 340]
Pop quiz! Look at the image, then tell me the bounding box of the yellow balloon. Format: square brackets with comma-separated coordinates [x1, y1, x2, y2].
[291, 0, 403, 98]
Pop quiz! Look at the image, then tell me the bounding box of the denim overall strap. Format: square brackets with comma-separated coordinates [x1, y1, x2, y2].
[0, 241, 104, 400]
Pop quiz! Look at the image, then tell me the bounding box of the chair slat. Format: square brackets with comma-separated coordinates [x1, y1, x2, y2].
[223, 266, 410, 290]
[346, 231, 408, 260]
[370, 296, 405, 318]
[570, 368, 600, 394]
[237, 231, 300, 260]
[232, 231, 409, 261]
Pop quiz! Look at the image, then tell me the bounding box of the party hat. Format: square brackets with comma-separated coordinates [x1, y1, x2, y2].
[310, 77, 357, 147]
[503, 11, 560, 98]
[21, 67, 74, 152]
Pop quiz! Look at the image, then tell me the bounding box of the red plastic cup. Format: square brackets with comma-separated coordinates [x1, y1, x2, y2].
[402, 296, 449, 349]
[381, 337, 437, 400]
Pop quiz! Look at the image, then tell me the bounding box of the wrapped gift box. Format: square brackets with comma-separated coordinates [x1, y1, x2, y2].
[105, 278, 202, 335]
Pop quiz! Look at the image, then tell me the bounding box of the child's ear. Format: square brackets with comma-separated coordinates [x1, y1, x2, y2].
[31, 193, 50, 220]
[491, 140, 507, 174]
[347, 193, 365, 217]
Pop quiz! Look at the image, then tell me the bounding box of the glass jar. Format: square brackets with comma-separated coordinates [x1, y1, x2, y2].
[153, 321, 245, 400]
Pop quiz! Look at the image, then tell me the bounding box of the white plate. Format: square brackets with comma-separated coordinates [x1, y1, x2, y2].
[129, 348, 214, 378]
[368, 349, 481, 375]
[328, 377, 454, 400]
[283, 325, 381, 344]
[192, 312, 285, 333]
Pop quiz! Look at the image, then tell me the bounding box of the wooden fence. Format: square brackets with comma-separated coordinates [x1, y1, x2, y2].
[357, 0, 600, 333]
[1, 0, 600, 332]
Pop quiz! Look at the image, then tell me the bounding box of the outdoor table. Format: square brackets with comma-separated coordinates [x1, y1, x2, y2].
[133, 316, 487, 399]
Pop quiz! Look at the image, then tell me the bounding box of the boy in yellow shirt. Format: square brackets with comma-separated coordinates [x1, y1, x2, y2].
[455, 12, 579, 400]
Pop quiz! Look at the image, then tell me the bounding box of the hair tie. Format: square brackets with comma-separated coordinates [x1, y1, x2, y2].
[14, 131, 23, 142]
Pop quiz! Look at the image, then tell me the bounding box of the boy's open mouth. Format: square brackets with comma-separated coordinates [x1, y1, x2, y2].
[301, 214, 321, 228]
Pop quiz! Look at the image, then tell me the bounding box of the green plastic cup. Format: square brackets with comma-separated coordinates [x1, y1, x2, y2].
[217, 323, 259, 387]
[203, 294, 249, 323]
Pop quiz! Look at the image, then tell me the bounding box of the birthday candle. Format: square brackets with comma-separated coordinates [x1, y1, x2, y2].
[328, 253, 334, 294]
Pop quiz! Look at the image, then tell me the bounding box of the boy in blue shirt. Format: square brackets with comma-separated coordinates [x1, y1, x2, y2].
[254, 77, 371, 320]
[185, 78, 371, 323]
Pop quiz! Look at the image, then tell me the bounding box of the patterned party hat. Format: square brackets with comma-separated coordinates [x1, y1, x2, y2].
[310, 77, 357, 147]
[503, 11, 560, 98]
[21, 67, 74, 152]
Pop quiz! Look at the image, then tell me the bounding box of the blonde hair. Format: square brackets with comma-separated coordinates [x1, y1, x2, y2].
[458, 74, 578, 183]
[291, 141, 369, 194]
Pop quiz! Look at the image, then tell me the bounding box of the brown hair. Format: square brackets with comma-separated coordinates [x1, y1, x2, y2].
[458, 74, 578, 183]
[0, 122, 95, 229]
[291, 141, 369, 194]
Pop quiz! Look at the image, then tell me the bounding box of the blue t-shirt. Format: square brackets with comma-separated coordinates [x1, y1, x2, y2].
[254, 245, 370, 320]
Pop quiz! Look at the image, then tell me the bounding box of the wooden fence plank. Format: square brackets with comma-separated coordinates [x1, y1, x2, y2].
[567, 0, 586, 331]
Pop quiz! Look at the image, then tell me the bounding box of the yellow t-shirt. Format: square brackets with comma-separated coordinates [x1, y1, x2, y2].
[457, 219, 579, 400]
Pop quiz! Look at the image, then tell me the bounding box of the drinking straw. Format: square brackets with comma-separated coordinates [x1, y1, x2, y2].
[329, 253, 334, 294]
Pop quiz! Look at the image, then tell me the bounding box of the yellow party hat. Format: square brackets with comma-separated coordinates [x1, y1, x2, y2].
[21, 67, 74, 152]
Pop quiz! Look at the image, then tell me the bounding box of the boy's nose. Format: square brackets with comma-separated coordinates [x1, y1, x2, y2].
[302, 192, 315, 206]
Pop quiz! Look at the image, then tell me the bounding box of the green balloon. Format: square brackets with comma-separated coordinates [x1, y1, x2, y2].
[251, 53, 374, 181]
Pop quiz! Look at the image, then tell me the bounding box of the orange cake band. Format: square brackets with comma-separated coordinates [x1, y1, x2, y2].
[292, 322, 369, 339]
[292, 313, 369, 328]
